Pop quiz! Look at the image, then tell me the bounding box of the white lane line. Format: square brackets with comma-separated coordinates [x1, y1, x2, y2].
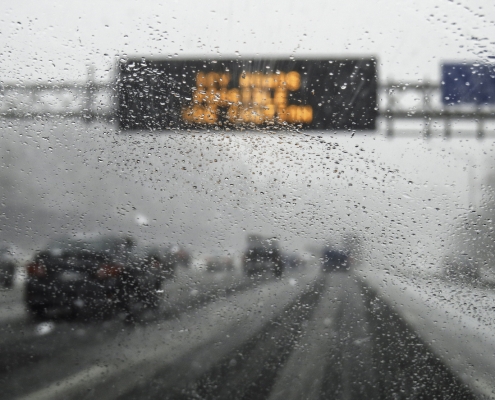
[268, 274, 343, 400]
[18, 365, 111, 400]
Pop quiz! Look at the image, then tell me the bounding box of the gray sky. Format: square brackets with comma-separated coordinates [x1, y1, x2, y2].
[1, 0, 495, 265]
[1, 0, 494, 83]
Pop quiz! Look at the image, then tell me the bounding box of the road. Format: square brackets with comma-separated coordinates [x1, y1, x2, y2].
[0, 267, 480, 400]
[359, 269, 495, 399]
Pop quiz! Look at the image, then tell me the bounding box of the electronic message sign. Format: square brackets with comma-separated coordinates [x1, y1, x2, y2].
[118, 58, 377, 131]
[442, 63, 495, 105]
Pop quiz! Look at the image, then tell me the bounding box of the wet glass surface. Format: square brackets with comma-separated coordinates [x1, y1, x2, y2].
[1, 1, 495, 399]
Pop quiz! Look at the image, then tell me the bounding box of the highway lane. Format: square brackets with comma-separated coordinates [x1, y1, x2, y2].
[0, 267, 481, 400]
[119, 274, 324, 400]
[0, 267, 254, 396]
[0, 267, 318, 400]
[118, 273, 377, 400]
[357, 269, 492, 399]
[268, 273, 347, 400]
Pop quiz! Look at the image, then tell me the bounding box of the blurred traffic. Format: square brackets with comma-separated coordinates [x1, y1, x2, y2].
[2, 232, 321, 324]
[2, 0, 495, 398]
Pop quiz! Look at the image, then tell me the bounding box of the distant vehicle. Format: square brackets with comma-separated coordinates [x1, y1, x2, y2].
[442, 253, 480, 283]
[321, 249, 349, 272]
[243, 234, 283, 278]
[145, 246, 177, 284]
[0, 246, 16, 288]
[169, 245, 191, 268]
[205, 257, 235, 273]
[282, 253, 305, 270]
[343, 232, 361, 269]
[25, 235, 163, 320]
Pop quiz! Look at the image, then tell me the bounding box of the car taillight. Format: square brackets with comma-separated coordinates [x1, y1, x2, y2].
[27, 262, 47, 278]
[96, 263, 122, 279]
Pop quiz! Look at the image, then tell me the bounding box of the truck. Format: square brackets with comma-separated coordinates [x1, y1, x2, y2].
[243, 234, 283, 278]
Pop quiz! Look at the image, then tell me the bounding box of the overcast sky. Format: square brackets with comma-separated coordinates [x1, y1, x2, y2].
[1, 0, 495, 83]
[1, 0, 495, 265]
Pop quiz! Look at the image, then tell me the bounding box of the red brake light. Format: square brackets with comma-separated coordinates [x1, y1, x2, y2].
[27, 262, 47, 278]
[97, 264, 122, 279]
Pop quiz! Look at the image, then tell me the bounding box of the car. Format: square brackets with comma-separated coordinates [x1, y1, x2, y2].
[321, 249, 349, 272]
[0, 246, 16, 288]
[25, 235, 163, 320]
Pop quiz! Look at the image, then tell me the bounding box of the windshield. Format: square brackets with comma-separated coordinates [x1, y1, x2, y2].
[1, 1, 495, 399]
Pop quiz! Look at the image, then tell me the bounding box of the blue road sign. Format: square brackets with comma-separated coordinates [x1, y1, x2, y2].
[442, 63, 495, 105]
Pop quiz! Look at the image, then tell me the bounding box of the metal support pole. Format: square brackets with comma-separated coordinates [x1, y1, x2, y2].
[84, 65, 95, 123]
[387, 117, 394, 137]
[444, 108, 451, 138]
[477, 118, 485, 139]
[386, 86, 394, 137]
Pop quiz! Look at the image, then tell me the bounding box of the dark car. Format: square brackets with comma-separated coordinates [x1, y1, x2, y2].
[25, 235, 163, 320]
[0, 246, 16, 288]
[322, 249, 349, 272]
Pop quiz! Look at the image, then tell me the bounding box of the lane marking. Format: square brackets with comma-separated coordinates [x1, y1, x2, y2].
[268, 274, 343, 400]
[18, 365, 111, 400]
